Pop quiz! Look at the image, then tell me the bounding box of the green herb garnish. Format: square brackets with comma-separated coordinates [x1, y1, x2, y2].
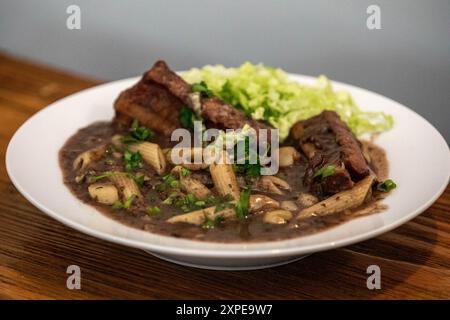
[233, 163, 262, 178]
[179, 105, 202, 130]
[124, 150, 143, 172]
[170, 180, 180, 188]
[162, 194, 175, 205]
[203, 195, 234, 213]
[377, 179, 397, 192]
[112, 195, 135, 210]
[147, 206, 161, 216]
[134, 173, 145, 187]
[314, 165, 336, 179]
[122, 119, 154, 144]
[88, 172, 144, 188]
[233, 136, 263, 178]
[87, 172, 117, 183]
[192, 81, 213, 98]
[171, 193, 207, 212]
[235, 189, 251, 219]
[214, 201, 234, 213]
[202, 216, 224, 230]
[181, 167, 191, 177]
[162, 174, 179, 188]
[162, 193, 234, 214]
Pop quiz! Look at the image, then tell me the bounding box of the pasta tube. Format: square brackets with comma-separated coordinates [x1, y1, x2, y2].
[109, 173, 142, 200]
[167, 206, 235, 225]
[209, 151, 240, 200]
[297, 175, 374, 219]
[128, 142, 166, 175]
[73, 145, 106, 171]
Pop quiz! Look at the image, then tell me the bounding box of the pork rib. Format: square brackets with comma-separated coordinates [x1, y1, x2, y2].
[146, 60, 273, 133]
[114, 74, 183, 136]
[289, 110, 371, 195]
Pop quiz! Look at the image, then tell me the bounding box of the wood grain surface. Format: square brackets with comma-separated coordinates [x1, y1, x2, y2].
[0, 52, 449, 300]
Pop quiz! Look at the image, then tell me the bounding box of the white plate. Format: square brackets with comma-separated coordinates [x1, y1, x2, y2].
[6, 74, 450, 270]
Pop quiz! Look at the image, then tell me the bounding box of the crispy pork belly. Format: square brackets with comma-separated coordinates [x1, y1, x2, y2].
[115, 60, 272, 140]
[289, 110, 371, 196]
[201, 97, 272, 132]
[114, 75, 183, 136]
[146, 60, 273, 133]
[145, 60, 192, 105]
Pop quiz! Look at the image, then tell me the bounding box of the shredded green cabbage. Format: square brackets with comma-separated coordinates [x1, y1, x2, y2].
[181, 62, 393, 141]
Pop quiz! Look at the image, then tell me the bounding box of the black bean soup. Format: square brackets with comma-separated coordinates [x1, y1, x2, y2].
[59, 121, 389, 243]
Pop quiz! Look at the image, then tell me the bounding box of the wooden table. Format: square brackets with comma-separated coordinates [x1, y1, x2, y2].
[0, 52, 449, 300]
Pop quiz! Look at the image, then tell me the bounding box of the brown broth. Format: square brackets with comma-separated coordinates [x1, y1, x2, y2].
[59, 121, 389, 243]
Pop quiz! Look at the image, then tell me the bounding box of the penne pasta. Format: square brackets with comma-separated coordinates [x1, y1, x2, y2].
[249, 194, 280, 213]
[297, 175, 374, 219]
[180, 177, 212, 200]
[170, 165, 212, 200]
[263, 210, 293, 224]
[73, 145, 106, 171]
[167, 205, 235, 225]
[128, 142, 166, 175]
[108, 172, 142, 200]
[280, 200, 298, 211]
[257, 176, 290, 195]
[88, 183, 119, 205]
[166, 147, 209, 170]
[209, 151, 240, 200]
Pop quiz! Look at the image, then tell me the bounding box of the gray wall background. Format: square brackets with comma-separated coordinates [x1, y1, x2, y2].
[1, 0, 449, 142]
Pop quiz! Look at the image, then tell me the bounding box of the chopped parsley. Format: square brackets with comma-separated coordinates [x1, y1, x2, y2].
[214, 200, 235, 213]
[161, 192, 234, 214]
[177, 193, 201, 212]
[112, 195, 135, 210]
[181, 167, 191, 177]
[147, 206, 161, 216]
[233, 136, 263, 178]
[124, 150, 143, 172]
[161, 174, 180, 189]
[233, 163, 262, 178]
[234, 188, 251, 219]
[88, 171, 144, 188]
[134, 173, 145, 187]
[162, 193, 177, 205]
[191, 81, 213, 98]
[179, 105, 202, 130]
[122, 119, 154, 144]
[377, 179, 397, 192]
[87, 172, 117, 183]
[197, 195, 235, 213]
[202, 216, 224, 230]
[314, 165, 336, 179]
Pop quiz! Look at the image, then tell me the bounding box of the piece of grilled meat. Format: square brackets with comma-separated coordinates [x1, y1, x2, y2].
[289, 110, 371, 196]
[114, 60, 273, 137]
[146, 60, 273, 134]
[114, 74, 183, 136]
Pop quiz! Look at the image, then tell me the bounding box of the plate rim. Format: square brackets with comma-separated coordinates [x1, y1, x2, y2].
[6, 74, 450, 258]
